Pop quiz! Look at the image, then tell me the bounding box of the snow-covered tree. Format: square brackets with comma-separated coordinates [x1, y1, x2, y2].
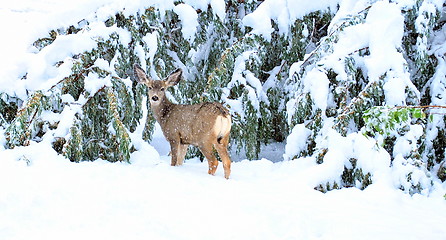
[1, 0, 446, 195]
[0, 1, 287, 162]
[282, 0, 445, 194]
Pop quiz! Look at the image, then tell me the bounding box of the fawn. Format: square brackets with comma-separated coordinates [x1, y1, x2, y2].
[134, 65, 232, 179]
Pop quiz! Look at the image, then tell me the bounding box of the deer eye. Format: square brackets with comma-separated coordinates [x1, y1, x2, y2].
[148, 86, 152, 90]
[160, 88, 165, 91]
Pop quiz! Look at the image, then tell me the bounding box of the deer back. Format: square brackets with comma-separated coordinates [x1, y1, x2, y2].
[159, 102, 231, 147]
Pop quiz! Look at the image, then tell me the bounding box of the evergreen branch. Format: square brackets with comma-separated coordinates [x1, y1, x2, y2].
[392, 105, 446, 117]
[83, 85, 107, 107]
[349, 47, 369, 55]
[276, 60, 287, 77]
[5, 91, 46, 147]
[106, 88, 131, 162]
[203, 34, 254, 101]
[393, 105, 446, 110]
[26, 108, 39, 130]
[333, 80, 382, 135]
[300, 6, 371, 69]
[50, 63, 92, 91]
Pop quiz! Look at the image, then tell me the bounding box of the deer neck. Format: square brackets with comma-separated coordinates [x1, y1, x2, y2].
[150, 97, 175, 124]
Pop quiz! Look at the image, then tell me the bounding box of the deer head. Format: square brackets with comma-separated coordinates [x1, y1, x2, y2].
[133, 64, 182, 106]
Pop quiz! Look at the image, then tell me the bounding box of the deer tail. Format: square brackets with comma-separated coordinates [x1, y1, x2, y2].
[216, 114, 231, 144]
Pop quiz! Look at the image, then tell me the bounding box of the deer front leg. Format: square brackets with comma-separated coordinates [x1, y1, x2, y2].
[169, 140, 179, 166]
[169, 141, 188, 166]
[176, 144, 189, 166]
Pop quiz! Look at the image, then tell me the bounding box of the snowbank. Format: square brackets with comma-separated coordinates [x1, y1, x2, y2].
[1, 138, 445, 240]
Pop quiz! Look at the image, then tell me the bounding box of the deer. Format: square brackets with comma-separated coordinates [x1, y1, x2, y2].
[133, 64, 232, 179]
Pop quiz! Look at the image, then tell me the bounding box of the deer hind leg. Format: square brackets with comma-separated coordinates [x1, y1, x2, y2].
[199, 144, 219, 176]
[215, 136, 231, 179]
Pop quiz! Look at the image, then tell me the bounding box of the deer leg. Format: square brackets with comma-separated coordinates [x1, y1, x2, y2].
[215, 139, 231, 179]
[199, 145, 218, 176]
[169, 140, 179, 166]
[176, 144, 189, 166]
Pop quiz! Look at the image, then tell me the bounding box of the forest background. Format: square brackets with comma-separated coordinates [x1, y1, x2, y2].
[1, 0, 446, 195]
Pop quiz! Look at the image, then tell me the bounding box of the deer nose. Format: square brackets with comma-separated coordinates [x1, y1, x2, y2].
[152, 96, 159, 101]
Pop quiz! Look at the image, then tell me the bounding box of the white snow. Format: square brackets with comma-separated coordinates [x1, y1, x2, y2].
[173, 4, 199, 42]
[284, 124, 312, 161]
[182, 0, 226, 20]
[209, 0, 226, 20]
[0, 1, 446, 240]
[1, 136, 446, 240]
[243, 0, 340, 40]
[52, 106, 78, 138]
[303, 68, 330, 112]
[223, 50, 268, 116]
[365, 1, 405, 81]
[143, 31, 159, 77]
[363, 1, 421, 106]
[83, 72, 112, 95]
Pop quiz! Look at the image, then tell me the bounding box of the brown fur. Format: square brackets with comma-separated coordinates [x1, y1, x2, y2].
[134, 65, 232, 179]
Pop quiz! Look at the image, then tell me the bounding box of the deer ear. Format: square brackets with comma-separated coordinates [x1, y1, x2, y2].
[166, 69, 183, 87]
[133, 64, 150, 84]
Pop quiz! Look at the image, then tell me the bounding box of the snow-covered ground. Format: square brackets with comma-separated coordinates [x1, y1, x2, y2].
[1, 123, 445, 240]
[1, 137, 446, 239]
[1, 0, 446, 239]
